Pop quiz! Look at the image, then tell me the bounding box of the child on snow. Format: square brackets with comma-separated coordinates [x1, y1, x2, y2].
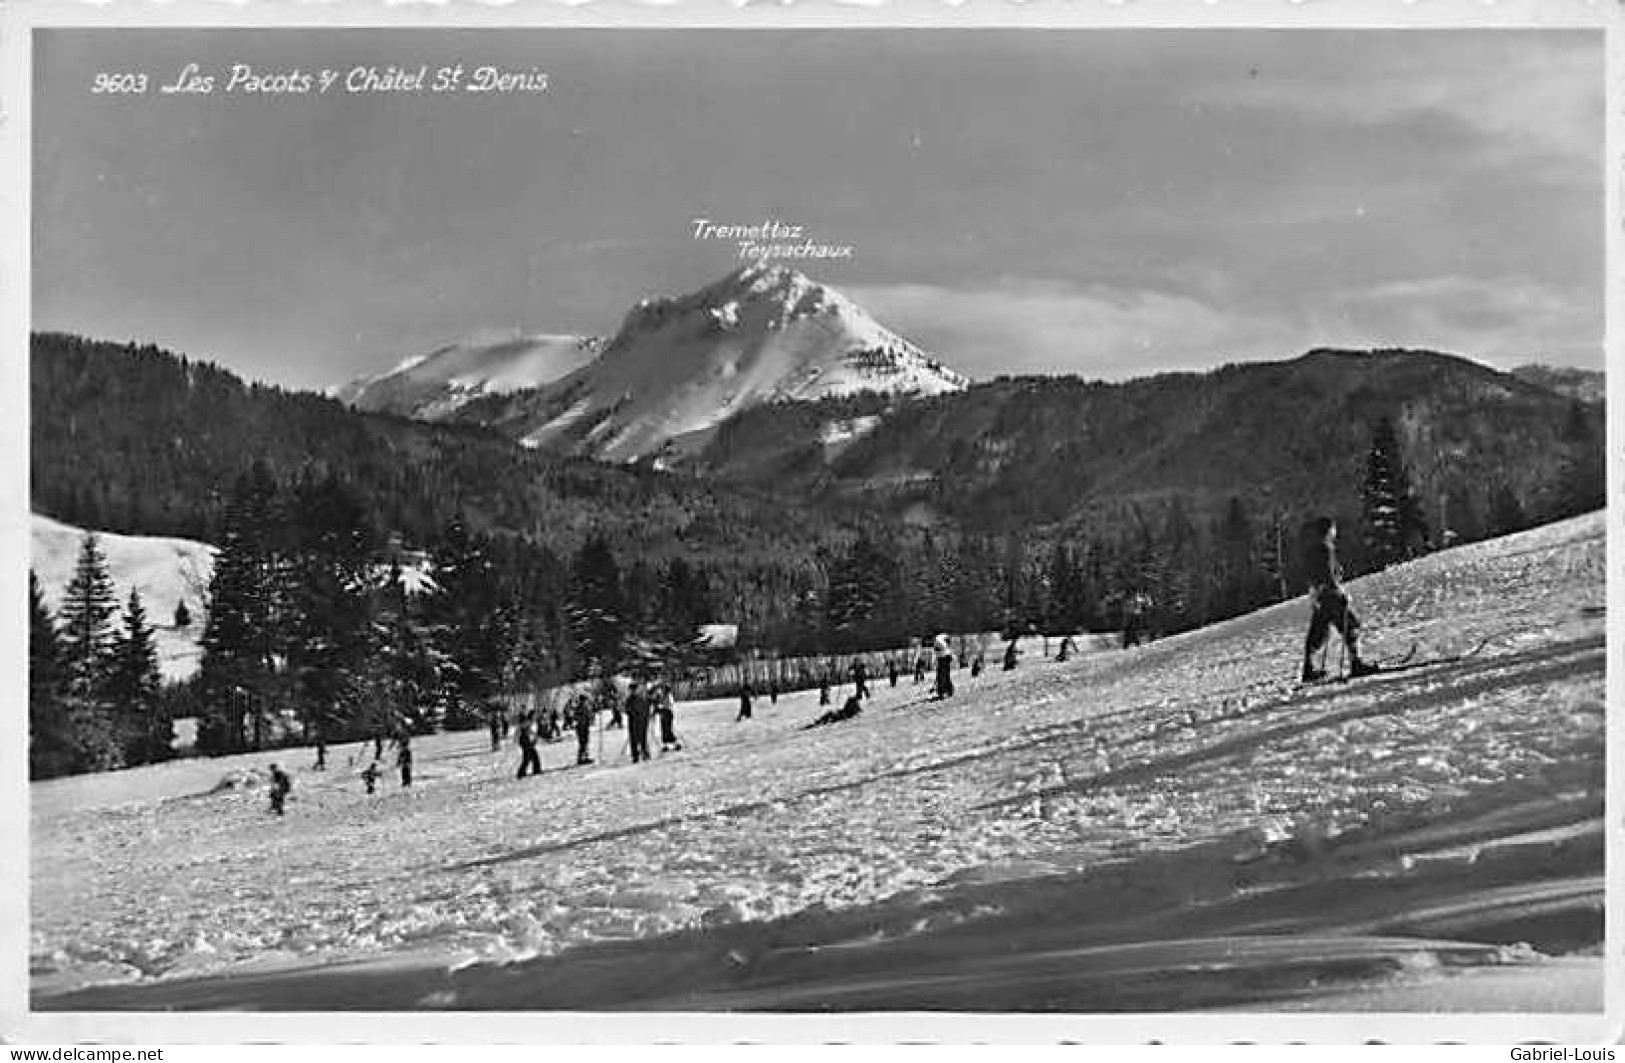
[267, 764, 292, 815]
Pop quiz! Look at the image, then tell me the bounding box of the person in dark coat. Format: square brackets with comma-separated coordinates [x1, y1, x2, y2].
[933, 634, 955, 699]
[818, 673, 831, 706]
[656, 684, 681, 752]
[516, 714, 543, 778]
[268, 763, 292, 815]
[769, 678, 779, 705]
[488, 708, 503, 752]
[600, 678, 623, 730]
[736, 680, 754, 721]
[361, 760, 380, 795]
[851, 659, 870, 700]
[313, 736, 327, 771]
[887, 659, 898, 688]
[571, 695, 594, 765]
[1003, 637, 1019, 671]
[804, 692, 864, 730]
[971, 654, 984, 678]
[1123, 592, 1151, 648]
[1300, 516, 1378, 682]
[396, 734, 413, 787]
[626, 682, 653, 763]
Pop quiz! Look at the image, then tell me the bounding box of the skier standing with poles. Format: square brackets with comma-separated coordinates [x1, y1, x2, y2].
[1300, 516, 1378, 683]
[933, 633, 955, 699]
[516, 713, 543, 779]
[656, 682, 682, 753]
[571, 694, 594, 766]
[626, 681, 653, 764]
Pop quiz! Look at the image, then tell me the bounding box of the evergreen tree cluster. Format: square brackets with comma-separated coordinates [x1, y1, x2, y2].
[185, 462, 730, 755]
[30, 536, 167, 779]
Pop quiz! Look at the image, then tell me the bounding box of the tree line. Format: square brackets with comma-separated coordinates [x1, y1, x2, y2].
[30, 539, 168, 778]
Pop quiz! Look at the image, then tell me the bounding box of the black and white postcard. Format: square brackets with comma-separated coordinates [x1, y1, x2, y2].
[3, 0, 1615, 1046]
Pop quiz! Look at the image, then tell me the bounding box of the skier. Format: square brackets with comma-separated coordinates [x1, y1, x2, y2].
[374, 732, 385, 761]
[887, 659, 898, 688]
[396, 733, 413, 787]
[933, 633, 955, 699]
[913, 654, 927, 685]
[1003, 637, 1019, 671]
[1123, 592, 1150, 648]
[1300, 516, 1378, 682]
[626, 681, 653, 764]
[361, 760, 380, 795]
[736, 679, 754, 722]
[804, 692, 864, 730]
[601, 679, 624, 730]
[267, 763, 292, 816]
[656, 683, 682, 753]
[851, 659, 870, 701]
[769, 678, 779, 705]
[1057, 634, 1076, 663]
[818, 672, 831, 706]
[571, 694, 594, 765]
[488, 708, 503, 752]
[516, 714, 542, 779]
[313, 737, 327, 772]
[971, 654, 984, 678]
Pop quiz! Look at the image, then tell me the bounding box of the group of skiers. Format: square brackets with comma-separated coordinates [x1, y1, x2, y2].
[264, 514, 1376, 816]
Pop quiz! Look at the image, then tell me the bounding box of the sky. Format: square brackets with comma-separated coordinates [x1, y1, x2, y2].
[32, 28, 1605, 391]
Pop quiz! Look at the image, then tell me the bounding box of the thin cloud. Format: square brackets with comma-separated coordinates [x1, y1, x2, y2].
[1206, 34, 1601, 170]
[851, 273, 1599, 382]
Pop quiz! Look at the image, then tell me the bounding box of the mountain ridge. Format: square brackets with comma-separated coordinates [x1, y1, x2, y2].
[439, 263, 968, 462]
[333, 332, 604, 420]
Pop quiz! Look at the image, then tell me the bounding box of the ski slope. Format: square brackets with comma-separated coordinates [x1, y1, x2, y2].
[29, 514, 1604, 1012]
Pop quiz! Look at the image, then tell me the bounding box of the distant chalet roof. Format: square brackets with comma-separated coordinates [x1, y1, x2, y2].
[695, 623, 739, 650]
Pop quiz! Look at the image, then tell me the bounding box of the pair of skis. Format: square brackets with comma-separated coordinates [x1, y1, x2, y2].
[1299, 637, 1491, 688]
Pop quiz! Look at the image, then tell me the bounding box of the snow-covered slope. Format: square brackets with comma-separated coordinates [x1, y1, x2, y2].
[334, 333, 602, 420]
[496, 264, 968, 462]
[31, 515, 216, 682]
[30, 517, 438, 684]
[31, 515, 1603, 1015]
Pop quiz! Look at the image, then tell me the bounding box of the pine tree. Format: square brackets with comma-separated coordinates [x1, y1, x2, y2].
[59, 532, 118, 697]
[1362, 417, 1429, 570]
[1549, 401, 1604, 521]
[1487, 480, 1529, 538]
[109, 587, 169, 765]
[197, 463, 282, 753]
[428, 514, 507, 730]
[825, 532, 896, 650]
[568, 533, 626, 671]
[55, 533, 125, 770]
[283, 473, 381, 742]
[29, 570, 75, 779]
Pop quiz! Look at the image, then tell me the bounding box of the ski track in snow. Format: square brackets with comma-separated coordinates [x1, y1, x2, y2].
[30, 515, 1605, 1003]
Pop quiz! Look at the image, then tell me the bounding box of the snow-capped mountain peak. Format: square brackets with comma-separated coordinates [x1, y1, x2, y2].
[508, 265, 968, 461]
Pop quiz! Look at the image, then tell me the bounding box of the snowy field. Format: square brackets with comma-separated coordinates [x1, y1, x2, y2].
[30, 514, 1605, 1011]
